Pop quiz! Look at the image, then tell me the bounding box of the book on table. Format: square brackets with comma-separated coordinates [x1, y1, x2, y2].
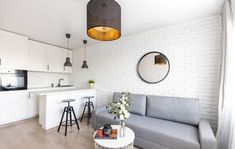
[95, 129, 117, 139]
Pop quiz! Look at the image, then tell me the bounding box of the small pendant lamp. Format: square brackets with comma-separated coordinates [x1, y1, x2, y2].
[64, 33, 72, 67]
[81, 40, 88, 69]
[87, 0, 121, 41]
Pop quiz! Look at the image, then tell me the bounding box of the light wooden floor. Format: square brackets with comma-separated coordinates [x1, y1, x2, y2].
[0, 118, 140, 149]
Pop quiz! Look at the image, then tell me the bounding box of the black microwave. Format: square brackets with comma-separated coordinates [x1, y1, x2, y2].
[0, 69, 27, 91]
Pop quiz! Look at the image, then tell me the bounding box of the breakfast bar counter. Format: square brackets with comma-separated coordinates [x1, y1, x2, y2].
[32, 89, 96, 130]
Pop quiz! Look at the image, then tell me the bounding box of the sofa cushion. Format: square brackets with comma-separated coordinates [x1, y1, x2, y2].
[96, 110, 120, 125]
[126, 114, 200, 149]
[113, 92, 146, 116]
[95, 111, 200, 149]
[147, 95, 200, 126]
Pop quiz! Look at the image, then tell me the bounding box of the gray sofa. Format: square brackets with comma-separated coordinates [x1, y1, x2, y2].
[91, 92, 217, 149]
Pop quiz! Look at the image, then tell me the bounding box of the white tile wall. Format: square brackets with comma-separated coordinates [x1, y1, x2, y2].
[72, 14, 222, 131]
[28, 71, 71, 88]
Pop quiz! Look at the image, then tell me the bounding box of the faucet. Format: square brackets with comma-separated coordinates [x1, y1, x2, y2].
[57, 78, 64, 87]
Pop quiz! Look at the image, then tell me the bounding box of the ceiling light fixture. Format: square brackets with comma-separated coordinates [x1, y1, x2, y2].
[87, 0, 121, 41]
[64, 33, 72, 67]
[81, 40, 88, 69]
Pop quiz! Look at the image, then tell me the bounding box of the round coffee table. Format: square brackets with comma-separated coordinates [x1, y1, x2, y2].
[94, 125, 135, 149]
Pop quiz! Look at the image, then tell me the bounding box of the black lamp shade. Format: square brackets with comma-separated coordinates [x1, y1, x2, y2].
[64, 57, 72, 67]
[87, 0, 121, 41]
[82, 60, 88, 69]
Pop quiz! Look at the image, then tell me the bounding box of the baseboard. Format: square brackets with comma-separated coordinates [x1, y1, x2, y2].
[0, 114, 39, 127]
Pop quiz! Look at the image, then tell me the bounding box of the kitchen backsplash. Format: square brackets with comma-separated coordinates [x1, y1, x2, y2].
[28, 71, 71, 88]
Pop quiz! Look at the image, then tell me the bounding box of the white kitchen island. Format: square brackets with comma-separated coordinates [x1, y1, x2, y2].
[31, 89, 96, 130]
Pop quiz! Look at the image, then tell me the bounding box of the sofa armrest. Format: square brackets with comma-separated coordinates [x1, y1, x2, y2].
[198, 120, 217, 149]
[91, 105, 107, 129]
[94, 105, 107, 114]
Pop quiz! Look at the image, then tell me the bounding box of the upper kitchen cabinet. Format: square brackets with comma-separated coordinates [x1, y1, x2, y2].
[47, 45, 66, 73]
[0, 30, 28, 70]
[28, 40, 48, 72]
[28, 40, 72, 73]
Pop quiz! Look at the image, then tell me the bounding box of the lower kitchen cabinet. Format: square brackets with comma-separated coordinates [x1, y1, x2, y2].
[0, 91, 28, 125]
[0, 90, 39, 125]
[27, 93, 39, 118]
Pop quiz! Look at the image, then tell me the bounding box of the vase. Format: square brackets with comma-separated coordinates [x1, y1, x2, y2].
[119, 120, 126, 137]
[89, 83, 94, 89]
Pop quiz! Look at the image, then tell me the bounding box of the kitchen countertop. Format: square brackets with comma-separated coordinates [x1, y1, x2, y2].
[28, 86, 75, 90]
[29, 87, 96, 96]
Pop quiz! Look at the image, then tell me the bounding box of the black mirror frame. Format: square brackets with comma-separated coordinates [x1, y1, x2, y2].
[137, 51, 170, 84]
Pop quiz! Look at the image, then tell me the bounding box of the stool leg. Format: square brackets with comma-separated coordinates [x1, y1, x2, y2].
[65, 107, 69, 136]
[58, 107, 66, 132]
[91, 102, 94, 109]
[69, 107, 72, 127]
[87, 102, 91, 125]
[72, 107, 80, 130]
[80, 102, 87, 122]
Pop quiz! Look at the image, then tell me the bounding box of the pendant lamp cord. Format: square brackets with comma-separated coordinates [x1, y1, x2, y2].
[84, 43, 87, 60]
[67, 38, 69, 57]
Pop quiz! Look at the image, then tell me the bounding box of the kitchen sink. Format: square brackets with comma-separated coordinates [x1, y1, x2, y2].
[57, 85, 74, 87]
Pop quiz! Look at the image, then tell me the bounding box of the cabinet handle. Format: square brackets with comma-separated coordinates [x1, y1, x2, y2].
[0, 58, 1, 66]
[47, 65, 49, 70]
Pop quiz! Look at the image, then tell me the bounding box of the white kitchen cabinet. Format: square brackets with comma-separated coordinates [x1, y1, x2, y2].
[27, 93, 39, 117]
[47, 45, 73, 73]
[0, 90, 40, 125]
[0, 91, 28, 125]
[0, 30, 72, 73]
[0, 91, 40, 125]
[0, 30, 28, 70]
[47, 46, 65, 73]
[28, 40, 72, 73]
[0, 87, 77, 125]
[28, 40, 48, 72]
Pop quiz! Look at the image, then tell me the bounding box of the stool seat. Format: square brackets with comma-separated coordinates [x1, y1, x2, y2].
[83, 96, 94, 99]
[62, 99, 76, 102]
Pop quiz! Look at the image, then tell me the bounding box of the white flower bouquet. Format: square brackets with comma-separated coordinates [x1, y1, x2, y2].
[106, 92, 131, 121]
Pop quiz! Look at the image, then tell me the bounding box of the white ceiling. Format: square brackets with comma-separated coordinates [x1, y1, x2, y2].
[0, 0, 224, 49]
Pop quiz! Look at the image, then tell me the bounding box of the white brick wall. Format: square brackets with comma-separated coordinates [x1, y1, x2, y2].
[72, 14, 222, 130]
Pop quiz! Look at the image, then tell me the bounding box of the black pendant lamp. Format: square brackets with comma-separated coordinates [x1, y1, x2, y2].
[155, 54, 167, 65]
[87, 0, 121, 41]
[81, 40, 88, 69]
[64, 33, 72, 67]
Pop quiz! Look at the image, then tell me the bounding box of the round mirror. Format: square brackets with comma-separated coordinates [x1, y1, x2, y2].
[137, 51, 170, 84]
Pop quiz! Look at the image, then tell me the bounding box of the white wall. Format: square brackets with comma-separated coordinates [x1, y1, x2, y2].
[72, 14, 222, 130]
[28, 71, 70, 88]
